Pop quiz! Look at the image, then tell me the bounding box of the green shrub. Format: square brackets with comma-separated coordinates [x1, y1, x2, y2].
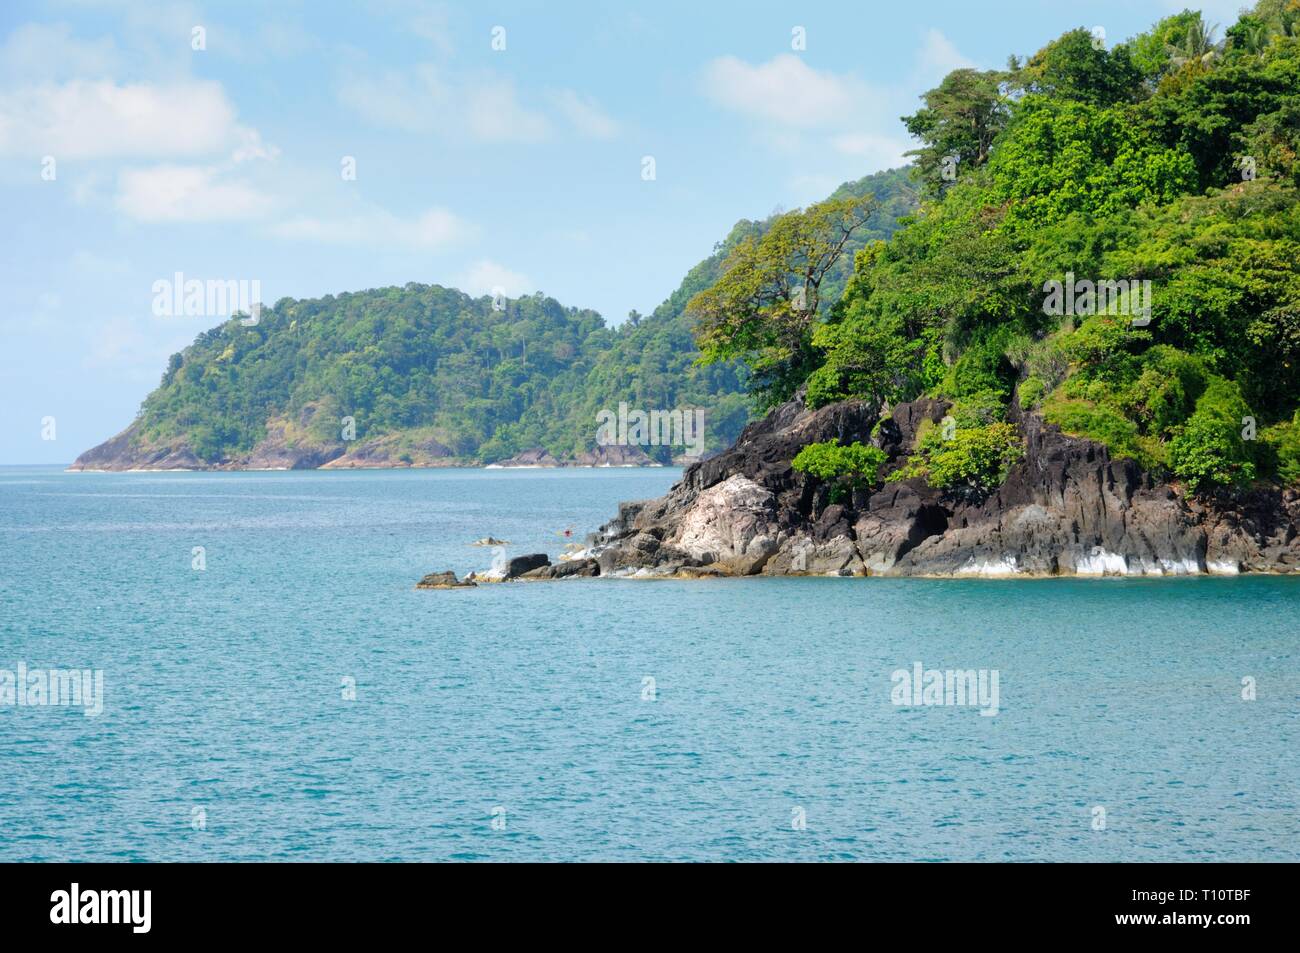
[950, 389, 1007, 427]
[925, 422, 1025, 492]
[1262, 413, 1300, 485]
[889, 420, 1024, 495]
[1042, 394, 1151, 466]
[1017, 375, 1047, 408]
[937, 326, 1022, 408]
[792, 440, 888, 490]
[1061, 316, 1150, 382]
[1167, 377, 1257, 492]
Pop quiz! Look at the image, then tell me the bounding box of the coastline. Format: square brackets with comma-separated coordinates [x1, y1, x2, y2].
[65, 460, 677, 473]
[570, 395, 1300, 581]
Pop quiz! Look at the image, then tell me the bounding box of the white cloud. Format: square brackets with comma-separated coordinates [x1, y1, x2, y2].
[705, 33, 974, 191]
[455, 260, 533, 297]
[70, 250, 130, 278]
[339, 63, 621, 144]
[0, 79, 247, 159]
[339, 64, 553, 143]
[831, 133, 911, 168]
[231, 129, 280, 163]
[703, 54, 862, 128]
[115, 164, 274, 223]
[465, 77, 550, 143]
[70, 170, 110, 206]
[916, 29, 975, 86]
[337, 64, 445, 134]
[0, 22, 119, 82]
[272, 205, 477, 250]
[82, 316, 191, 383]
[549, 89, 619, 139]
[82, 317, 151, 368]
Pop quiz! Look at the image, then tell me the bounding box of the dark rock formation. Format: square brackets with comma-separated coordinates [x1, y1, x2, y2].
[416, 570, 477, 589]
[489, 448, 563, 468]
[460, 555, 599, 583]
[489, 445, 662, 468]
[504, 553, 550, 578]
[323, 434, 459, 468]
[573, 445, 661, 467]
[549, 557, 600, 578]
[583, 395, 1300, 577]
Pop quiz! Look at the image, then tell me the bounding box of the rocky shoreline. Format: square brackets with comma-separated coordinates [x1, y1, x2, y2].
[527, 394, 1300, 580]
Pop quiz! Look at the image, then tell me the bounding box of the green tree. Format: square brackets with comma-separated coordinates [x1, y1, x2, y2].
[1011, 28, 1145, 106]
[902, 68, 1009, 195]
[690, 195, 877, 409]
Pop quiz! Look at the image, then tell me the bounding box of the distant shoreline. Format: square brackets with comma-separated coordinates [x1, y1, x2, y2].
[58, 462, 682, 473]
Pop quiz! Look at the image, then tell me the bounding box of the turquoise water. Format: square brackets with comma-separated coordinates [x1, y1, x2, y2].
[1, 464, 1297, 862]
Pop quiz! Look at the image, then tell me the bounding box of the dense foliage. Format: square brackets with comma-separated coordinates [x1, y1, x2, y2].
[130, 168, 916, 465]
[889, 420, 1026, 497]
[699, 2, 1300, 496]
[791, 440, 888, 497]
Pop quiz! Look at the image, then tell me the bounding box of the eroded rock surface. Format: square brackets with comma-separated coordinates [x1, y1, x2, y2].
[584, 395, 1300, 577]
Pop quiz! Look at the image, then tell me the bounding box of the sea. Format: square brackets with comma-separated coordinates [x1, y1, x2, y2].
[1, 464, 1297, 861]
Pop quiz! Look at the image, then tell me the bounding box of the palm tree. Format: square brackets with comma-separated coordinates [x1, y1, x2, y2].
[1169, 18, 1220, 68]
[1234, 18, 1270, 56]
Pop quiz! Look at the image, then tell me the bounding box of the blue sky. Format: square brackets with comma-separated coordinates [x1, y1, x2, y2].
[0, 0, 1250, 464]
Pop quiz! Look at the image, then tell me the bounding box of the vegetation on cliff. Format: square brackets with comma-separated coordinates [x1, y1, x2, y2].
[692, 1, 1300, 495]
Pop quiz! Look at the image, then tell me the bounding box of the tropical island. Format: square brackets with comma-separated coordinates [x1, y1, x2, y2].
[70, 170, 913, 470]
[78, 3, 1300, 577]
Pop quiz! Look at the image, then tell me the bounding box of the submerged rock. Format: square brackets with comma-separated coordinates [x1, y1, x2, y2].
[416, 571, 477, 589]
[582, 394, 1300, 578]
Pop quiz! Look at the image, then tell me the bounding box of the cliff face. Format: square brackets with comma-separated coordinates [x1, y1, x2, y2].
[585, 396, 1300, 577]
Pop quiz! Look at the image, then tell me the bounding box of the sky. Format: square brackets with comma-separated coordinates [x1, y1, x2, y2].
[0, 0, 1254, 464]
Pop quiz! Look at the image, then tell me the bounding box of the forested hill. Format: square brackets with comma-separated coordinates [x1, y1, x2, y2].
[684, 0, 1300, 498]
[72, 167, 915, 470]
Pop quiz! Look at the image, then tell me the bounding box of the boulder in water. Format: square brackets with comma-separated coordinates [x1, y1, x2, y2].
[416, 570, 477, 589]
